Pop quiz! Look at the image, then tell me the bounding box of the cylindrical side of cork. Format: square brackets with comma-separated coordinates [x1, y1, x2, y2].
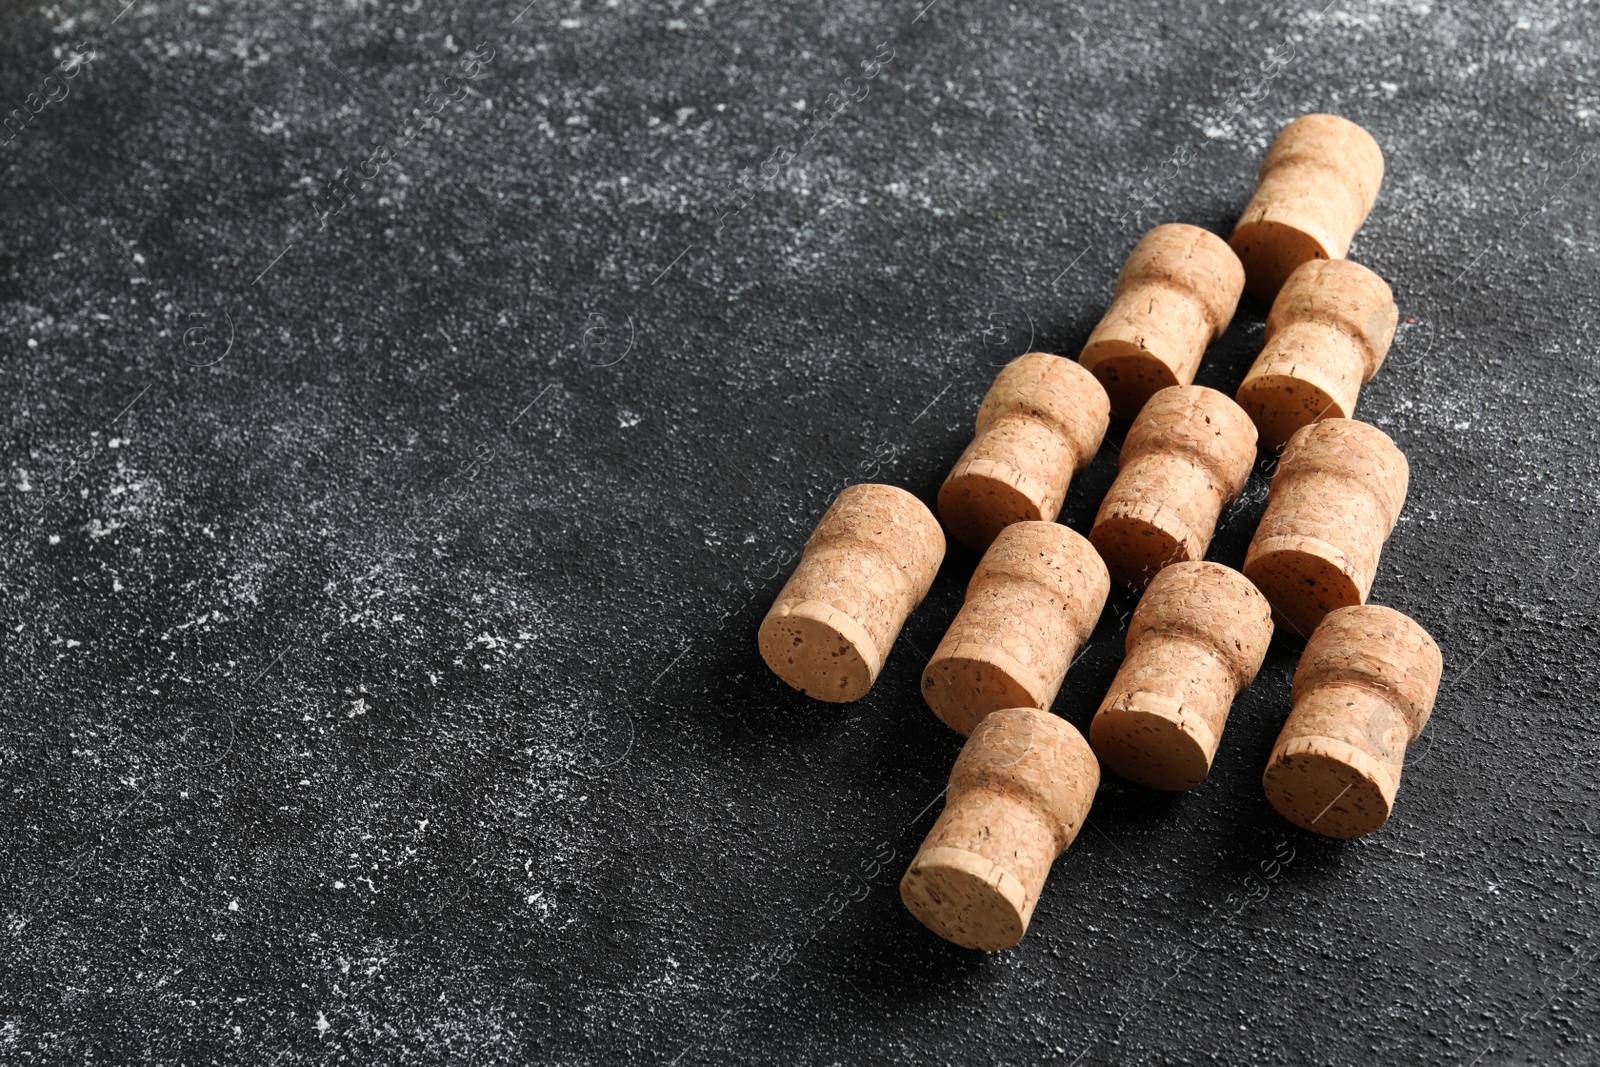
[1243, 418, 1408, 638]
[759, 484, 946, 702]
[1089, 385, 1257, 587]
[939, 352, 1110, 550]
[922, 522, 1110, 735]
[1263, 604, 1442, 837]
[1078, 225, 1245, 419]
[901, 707, 1100, 950]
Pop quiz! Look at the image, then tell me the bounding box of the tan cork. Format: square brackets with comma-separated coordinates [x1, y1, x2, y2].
[759, 483, 945, 702]
[1088, 386, 1257, 588]
[938, 352, 1110, 551]
[1242, 419, 1408, 638]
[921, 522, 1110, 736]
[1078, 224, 1245, 419]
[1229, 114, 1385, 302]
[900, 706, 1100, 950]
[1262, 604, 1442, 838]
[1237, 259, 1399, 450]
[1089, 562, 1273, 790]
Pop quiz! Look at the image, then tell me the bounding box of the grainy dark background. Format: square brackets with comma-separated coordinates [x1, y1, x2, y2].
[1, 0, 1596, 1063]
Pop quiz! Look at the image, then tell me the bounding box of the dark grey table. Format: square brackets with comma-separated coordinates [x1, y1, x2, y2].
[3, 1, 1596, 1063]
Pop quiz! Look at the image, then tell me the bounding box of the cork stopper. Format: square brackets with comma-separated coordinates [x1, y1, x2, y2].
[1229, 114, 1386, 301]
[759, 484, 945, 702]
[1263, 604, 1442, 838]
[921, 522, 1110, 736]
[1242, 419, 1408, 638]
[1089, 562, 1273, 790]
[1078, 224, 1245, 419]
[938, 352, 1110, 551]
[1237, 259, 1399, 450]
[900, 707, 1100, 950]
[1088, 386, 1257, 588]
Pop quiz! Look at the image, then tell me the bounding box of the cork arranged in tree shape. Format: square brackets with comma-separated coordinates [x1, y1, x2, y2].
[1078, 224, 1245, 420]
[1263, 604, 1442, 838]
[1088, 385, 1258, 588]
[1236, 258, 1399, 450]
[938, 352, 1110, 551]
[1243, 418, 1408, 638]
[759, 484, 944, 702]
[921, 522, 1110, 736]
[900, 707, 1099, 950]
[1229, 113, 1385, 301]
[1090, 562, 1274, 791]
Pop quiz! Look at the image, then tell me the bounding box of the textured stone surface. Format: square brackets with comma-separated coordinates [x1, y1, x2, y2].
[2, 0, 1598, 1063]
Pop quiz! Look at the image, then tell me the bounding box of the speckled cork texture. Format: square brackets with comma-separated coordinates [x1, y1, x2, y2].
[1237, 259, 1399, 450]
[1229, 113, 1386, 301]
[1077, 224, 1245, 419]
[1089, 562, 1273, 791]
[1088, 385, 1257, 587]
[921, 522, 1110, 736]
[1263, 605, 1443, 838]
[938, 352, 1110, 550]
[759, 484, 945, 702]
[1243, 419, 1409, 638]
[900, 707, 1100, 951]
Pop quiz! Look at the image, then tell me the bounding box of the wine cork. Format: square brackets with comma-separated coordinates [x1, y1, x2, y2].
[1236, 259, 1399, 450]
[938, 352, 1110, 551]
[1262, 604, 1442, 838]
[900, 707, 1099, 950]
[1229, 114, 1385, 301]
[1078, 224, 1245, 419]
[921, 522, 1110, 736]
[1088, 386, 1257, 588]
[759, 483, 945, 702]
[1089, 562, 1273, 790]
[1242, 419, 1408, 638]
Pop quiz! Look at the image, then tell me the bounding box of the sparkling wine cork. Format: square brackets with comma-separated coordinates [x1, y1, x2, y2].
[1088, 386, 1257, 588]
[1262, 604, 1442, 838]
[759, 483, 945, 702]
[938, 352, 1110, 551]
[900, 707, 1099, 950]
[921, 522, 1109, 736]
[1236, 259, 1399, 450]
[1243, 419, 1408, 638]
[1229, 114, 1385, 301]
[1078, 224, 1245, 419]
[1089, 562, 1273, 790]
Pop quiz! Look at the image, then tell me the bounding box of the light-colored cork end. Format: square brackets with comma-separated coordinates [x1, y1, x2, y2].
[1242, 537, 1363, 639]
[939, 353, 1110, 550]
[1236, 371, 1347, 452]
[900, 846, 1030, 951]
[1087, 507, 1197, 588]
[938, 458, 1047, 551]
[1089, 690, 1217, 791]
[1228, 218, 1333, 304]
[758, 598, 879, 703]
[1075, 346, 1182, 422]
[922, 649, 1044, 736]
[1262, 734, 1397, 838]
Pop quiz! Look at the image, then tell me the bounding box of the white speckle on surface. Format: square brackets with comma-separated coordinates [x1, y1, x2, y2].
[315, 1012, 330, 1034]
[228, 899, 239, 912]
